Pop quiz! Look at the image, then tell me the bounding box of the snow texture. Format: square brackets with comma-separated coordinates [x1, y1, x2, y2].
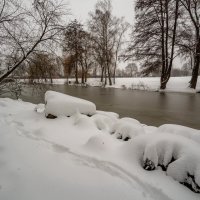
[0, 96, 200, 200]
[111, 118, 145, 141]
[141, 134, 200, 193]
[157, 124, 200, 144]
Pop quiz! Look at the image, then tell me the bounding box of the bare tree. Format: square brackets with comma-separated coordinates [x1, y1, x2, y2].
[112, 18, 130, 84]
[129, 0, 180, 89]
[179, 0, 200, 89]
[63, 20, 86, 84]
[80, 32, 95, 83]
[27, 53, 60, 84]
[0, 0, 68, 84]
[88, 0, 120, 86]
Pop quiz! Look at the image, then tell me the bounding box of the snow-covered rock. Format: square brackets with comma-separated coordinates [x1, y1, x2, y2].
[91, 113, 118, 132]
[141, 134, 200, 193]
[45, 91, 96, 117]
[112, 118, 145, 141]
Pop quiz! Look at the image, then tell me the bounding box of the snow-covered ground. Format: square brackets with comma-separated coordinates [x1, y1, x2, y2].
[52, 76, 200, 93]
[0, 91, 200, 200]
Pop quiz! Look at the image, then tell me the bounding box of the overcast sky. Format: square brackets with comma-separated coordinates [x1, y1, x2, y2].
[67, 0, 135, 24]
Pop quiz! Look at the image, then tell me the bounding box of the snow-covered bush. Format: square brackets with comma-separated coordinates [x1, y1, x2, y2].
[91, 113, 117, 132]
[157, 124, 200, 144]
[142, 134, 200, 193]
[70, 111, 97, 129]
[45, 91, 96, 118]
[111, 118, 145, 141]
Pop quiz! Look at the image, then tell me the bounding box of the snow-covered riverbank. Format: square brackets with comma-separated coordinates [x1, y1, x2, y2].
[0, 91, 200, 200]
[52, 76, 200, 93]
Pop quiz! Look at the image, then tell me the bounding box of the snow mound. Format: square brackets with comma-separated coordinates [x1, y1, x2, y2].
[119, 117, 140, 125]
[142, 125, 158, 134]
[71, 110, 97, 129]
[157, 124, 200, 144]
[96, 110, 119, 119]
[85, 134, 117, 153]
[91, 113, 117, 132]
[141, 134, 200, 193]
[112, 118, 145, 141]
[45, 91, 96, 117]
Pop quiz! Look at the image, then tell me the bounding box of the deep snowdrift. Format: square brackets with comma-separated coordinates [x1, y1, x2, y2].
[0, 91, 200, 200]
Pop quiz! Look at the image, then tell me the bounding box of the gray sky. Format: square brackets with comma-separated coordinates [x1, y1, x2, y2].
[67, 0, 135, 24]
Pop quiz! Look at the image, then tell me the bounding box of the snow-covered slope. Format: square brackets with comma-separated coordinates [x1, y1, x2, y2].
[0, 94, 200, 200]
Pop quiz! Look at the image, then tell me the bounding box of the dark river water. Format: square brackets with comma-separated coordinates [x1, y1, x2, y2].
[17, 85, 200, 129]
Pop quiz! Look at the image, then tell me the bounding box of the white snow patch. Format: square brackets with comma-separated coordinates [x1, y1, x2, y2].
[45, 90, 96, 117]
[0, 97, 200, 200]
[35, 103, 45, 113]
[112, 118, 145, 141]
[51, 76, 200, 93]
[157, 124, 200, 144]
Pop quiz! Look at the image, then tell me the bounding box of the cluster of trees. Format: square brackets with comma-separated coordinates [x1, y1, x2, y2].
[129, 0, 200, 89]
[63, 0, 129, 85]
[0, 0, 67, 93]
[0, 0, 129, 90]
[0, 0, 199, 93]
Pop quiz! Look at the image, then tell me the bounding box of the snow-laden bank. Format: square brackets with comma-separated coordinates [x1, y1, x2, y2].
[52, 76, 200, 93]
[0, 91, 200, 200]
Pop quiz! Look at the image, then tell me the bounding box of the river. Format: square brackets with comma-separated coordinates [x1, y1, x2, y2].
[16, 84, 200, 129]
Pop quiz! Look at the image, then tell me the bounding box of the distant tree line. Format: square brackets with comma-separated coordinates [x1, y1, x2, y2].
[0, 0, 199, 94]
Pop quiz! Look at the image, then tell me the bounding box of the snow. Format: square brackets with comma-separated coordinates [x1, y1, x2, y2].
[140, 133, 200, 192]
[51, 76, 200, 93]
[111, 118, 145, 141]
[45, 90, 96, 117]
[157, 124, 200, 144]
[0, 94, 200, 200]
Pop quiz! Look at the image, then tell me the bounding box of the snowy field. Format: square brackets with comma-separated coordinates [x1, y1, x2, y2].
[0, 91, 200, 200]
[52, 76, 200, 93]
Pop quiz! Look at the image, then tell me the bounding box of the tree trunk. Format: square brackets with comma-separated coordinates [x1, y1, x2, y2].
[113, 61, 117, 84]
[160, 0, 166, 90]
[101, 66, 104, 82]
[107, 67, 112, 86]
[190, 39, 200, 89]
[84, 71, 87, 83]
[160, 78, 168, 89]
[104, 65, 107, 85]
[81, 65, 84, 84]
[75, 62, 79, 84]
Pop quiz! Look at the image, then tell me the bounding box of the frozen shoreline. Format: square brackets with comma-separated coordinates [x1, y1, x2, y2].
[45, 76, 200, 93]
